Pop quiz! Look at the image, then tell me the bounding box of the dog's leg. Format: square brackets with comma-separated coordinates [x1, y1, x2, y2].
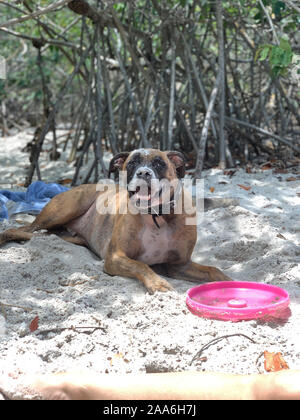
[0, 228, 35, 246]
[166, 261, 232, 283]
[50, 230, 88, 247]
[0, 185, 97, 246]
[28, 185, 97, 231]
[0, 227, 88, 247]
[104, 251, 174, 294]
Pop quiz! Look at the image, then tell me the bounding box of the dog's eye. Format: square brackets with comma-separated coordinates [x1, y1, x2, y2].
[152, 158, 166, 170]
[128, 153, 141, 166]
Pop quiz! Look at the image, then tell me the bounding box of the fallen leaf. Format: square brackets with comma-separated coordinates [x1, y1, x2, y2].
[109, 352, 130, 366]
[276, 233, 287, 240]
[264, 351, 289, 372]
[261, 164, 272, 171]
[209, 187, 215, 193]
[29, 316, 39, 332]
[224, 170, 236, 177]
[237, 184, 251, 191]
[286, 177, 297, 182]
[273, 168, 287, 174]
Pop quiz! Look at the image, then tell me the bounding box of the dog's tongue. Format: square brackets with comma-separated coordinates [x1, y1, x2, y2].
[132, 186, 161, 209]
[135, 186, 151, 201]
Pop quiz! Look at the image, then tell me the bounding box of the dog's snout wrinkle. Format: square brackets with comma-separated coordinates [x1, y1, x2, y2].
[136, 166, 154, 180]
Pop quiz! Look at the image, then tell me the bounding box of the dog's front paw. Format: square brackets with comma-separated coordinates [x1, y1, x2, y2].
[145, 276, 174, 294]
[209, 267, 232, 282]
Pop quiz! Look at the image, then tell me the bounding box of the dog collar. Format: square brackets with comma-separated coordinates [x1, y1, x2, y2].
[150, 181, 183, 229]
[152, 214, 160, 228]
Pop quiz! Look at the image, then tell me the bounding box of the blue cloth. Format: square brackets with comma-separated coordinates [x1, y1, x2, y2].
[0, 181, 69, 221]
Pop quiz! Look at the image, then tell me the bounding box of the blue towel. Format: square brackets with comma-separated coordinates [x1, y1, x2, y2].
[0, 181, 69, 221]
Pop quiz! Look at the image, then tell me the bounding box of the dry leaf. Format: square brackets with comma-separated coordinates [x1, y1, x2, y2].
[209, 187, 215, 193]
[264, 351, 289, 372]
[224, 170, 236, 177]
[273, 168, 287, 174]
[286, 177, 297, 182]
[109, 352, 129, 366]
[276, 233, 287, 240]
[261, 164, 272, 171]
[237, 184, 251, 191]
[29, 316, 39, 332]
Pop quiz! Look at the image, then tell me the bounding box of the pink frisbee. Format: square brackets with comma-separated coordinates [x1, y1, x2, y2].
[186, 281, 290, 322]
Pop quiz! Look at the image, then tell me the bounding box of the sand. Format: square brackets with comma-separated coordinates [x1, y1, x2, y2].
[0, 129, 299, 398]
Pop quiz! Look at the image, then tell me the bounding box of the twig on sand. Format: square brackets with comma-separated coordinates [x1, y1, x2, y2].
[255, 351, 265, 373]
[0, 302, 33, 316]
[190, 333, 257, 366]
[35, 325, 107, 335]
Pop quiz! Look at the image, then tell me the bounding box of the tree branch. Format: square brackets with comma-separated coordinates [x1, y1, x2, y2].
[0, 26, 81, 50]
[216, 0, 226, 169]
[24, 44, 92, 186]
[0, 0, 73, 28]
[225, 116, 300, 154]
[194, 73, 221, 178]
[68, 0, 152, 43]
[258, 0, 279, 45]
[284, 0, 300, 14]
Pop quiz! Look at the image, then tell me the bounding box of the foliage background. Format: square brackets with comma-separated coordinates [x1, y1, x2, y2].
[0, 0, 299, 185]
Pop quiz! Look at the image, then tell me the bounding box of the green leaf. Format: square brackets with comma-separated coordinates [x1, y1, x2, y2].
[255, 44, 272, 62]
[259, 46, 271, 61]
[279, 38, 292, 52]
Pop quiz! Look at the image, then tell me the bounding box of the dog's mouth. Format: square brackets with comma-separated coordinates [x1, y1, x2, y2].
[129, 185, 161, 209]
[128, 178, 179, 213]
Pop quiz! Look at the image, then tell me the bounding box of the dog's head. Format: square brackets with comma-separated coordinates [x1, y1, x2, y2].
[108, 148, 185, 212]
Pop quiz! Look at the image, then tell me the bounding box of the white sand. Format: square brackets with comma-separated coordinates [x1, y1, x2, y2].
[0, 130, 299, 398]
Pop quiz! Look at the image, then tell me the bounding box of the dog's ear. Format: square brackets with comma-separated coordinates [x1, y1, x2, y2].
[167, 151, 186, 178]
[108, 152, 130, 178]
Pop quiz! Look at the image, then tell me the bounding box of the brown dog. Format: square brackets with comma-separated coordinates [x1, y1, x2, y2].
[0, 149, 231, 293]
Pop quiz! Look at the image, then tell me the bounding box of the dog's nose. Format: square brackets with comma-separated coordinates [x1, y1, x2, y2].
[136, 167, 152, 180]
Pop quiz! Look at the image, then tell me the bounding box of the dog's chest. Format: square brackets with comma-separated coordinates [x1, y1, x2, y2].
[137, 222, 173, 265]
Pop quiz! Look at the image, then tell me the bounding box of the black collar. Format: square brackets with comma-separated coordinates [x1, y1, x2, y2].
[149, 182, 182, 229]
[152, 214, 160, 228]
